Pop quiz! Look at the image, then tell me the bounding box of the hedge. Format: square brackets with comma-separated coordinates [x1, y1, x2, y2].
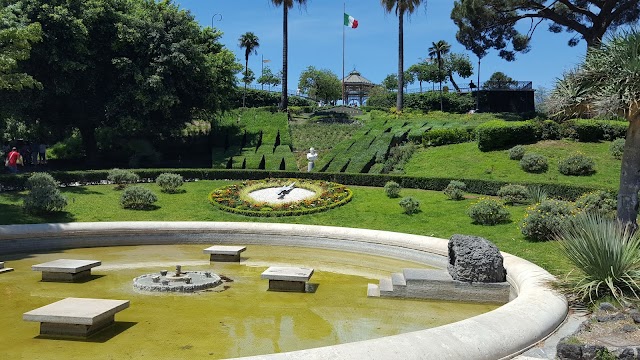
[560, 119, 628, 142]
[476, 120, 538, 151]
[0, 168, 605, 201]
[423, 127, 476, 147]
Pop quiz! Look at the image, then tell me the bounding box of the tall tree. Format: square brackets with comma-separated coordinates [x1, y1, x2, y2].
[407, 62, 427, 92]
[485, 71, 516, 89]
[451, 0, 640, 61]
[0, 2, 41, 91]
[442, 53, 473, 92]
[269, 0, 307, 111]
[428, 40, 451, 111]
[238, 32, 259, 108]
[257, 66, 280, 91]
[297, 66, 341, 103]
[548, 29, 640, 230]
[381, 0, 425, 112]
[382, 73, 399, 91]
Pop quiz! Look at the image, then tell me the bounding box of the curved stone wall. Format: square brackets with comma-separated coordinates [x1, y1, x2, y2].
[0, 222, 568, 360]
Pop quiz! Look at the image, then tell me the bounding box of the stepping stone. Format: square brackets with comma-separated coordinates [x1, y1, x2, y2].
[261, 266, 314, 293]
[203, 245, 246, 262]
[0, 261, 14, 274]
[23, 297, 129, 338]
[32, 259, 101, 282]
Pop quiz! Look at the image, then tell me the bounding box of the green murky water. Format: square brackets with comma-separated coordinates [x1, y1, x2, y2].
[0, 245, 498, 359]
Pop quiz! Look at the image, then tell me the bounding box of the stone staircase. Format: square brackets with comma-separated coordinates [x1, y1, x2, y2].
[368, 268, 512, 303]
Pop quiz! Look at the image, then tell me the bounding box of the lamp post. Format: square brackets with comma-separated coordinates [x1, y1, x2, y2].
[211, 13, 222, 28]
[469, 80, 477, 113]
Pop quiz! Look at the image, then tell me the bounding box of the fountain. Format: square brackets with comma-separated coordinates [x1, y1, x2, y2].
[133, 265, 225, 292]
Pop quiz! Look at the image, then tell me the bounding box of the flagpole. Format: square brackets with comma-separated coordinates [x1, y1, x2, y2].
[342, 2, 345, 106]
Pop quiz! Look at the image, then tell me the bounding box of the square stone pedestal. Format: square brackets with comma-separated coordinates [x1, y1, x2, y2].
[32, 259, 101, 282]
[23, 297, 130, 338]
[203, 245, 246, 262]
[0, 261, 14, 274]
[261, 266, 314, 293]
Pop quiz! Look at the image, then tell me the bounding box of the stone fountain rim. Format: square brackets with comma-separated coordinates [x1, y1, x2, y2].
[0, 221, 568, 360]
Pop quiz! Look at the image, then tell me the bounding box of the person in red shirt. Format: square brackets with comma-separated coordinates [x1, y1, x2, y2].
[6, 147, 20, 173]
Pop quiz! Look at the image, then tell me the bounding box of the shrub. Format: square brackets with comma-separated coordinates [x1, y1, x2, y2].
[557, 213, 640, 303]
[423, 128, 475, 147]
[561, 119, 627, 142]
[497, 184, 529, 205]
[399, 197, 420, 215]
[120, 185, 158, 210]
[23, 173, 67, 214]
[520, 153, 548, 173]
[107, 168, 139, 190]
[610, 138, 625, 159]
[384, 181, 401, 198]
[558, 154, 596, 176]
[444, 180, 466, 200]
[527, 186, 548, 203]
[508, 145, 525, 160]
[535, 119, 561, 140]
[467, 198, 510, 225]
[155, 173, 184, 193]
[575, 191, 616, 218]
[476, 120, 537, 151]
[520, 199, 574, 241]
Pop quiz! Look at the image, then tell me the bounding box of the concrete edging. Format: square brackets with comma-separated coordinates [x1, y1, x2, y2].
[0, 222, 568, 360]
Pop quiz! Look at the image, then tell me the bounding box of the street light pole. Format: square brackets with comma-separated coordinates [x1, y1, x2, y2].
[261, 54, 264, 90]
[211, 13, 222, 28]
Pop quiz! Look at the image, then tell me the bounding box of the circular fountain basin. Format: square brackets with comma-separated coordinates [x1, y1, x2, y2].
[248, 187, 316, 204]
[133, 271, 222, 292]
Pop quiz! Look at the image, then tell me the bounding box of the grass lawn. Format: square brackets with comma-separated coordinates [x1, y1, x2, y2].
[404, 140, 621, 190]
[0, 180, 570, 276]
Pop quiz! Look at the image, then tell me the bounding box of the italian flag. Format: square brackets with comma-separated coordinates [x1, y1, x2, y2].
[344, 13, 358, 28]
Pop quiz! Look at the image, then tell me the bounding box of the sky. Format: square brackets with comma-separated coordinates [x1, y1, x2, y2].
[174, 0, 589, 92]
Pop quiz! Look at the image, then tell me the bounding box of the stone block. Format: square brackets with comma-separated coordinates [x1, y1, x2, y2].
[261, 266, 313, 293]
[203, 245, 246, 262]
[32, 259, 101, 282]
[0, 261, 13, 274]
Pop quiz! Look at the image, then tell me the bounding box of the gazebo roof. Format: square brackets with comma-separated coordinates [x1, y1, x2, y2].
[343, 69, 373, 85]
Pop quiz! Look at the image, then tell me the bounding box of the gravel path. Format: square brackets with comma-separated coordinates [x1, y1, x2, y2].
[248, 188, 316, 204]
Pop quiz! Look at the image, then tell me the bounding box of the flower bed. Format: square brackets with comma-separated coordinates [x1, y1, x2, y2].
[209, 178, 353, 217]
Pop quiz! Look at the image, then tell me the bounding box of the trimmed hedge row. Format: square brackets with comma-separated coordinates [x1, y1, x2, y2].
[475, 119, 628, 152]
[0, 169, 605, 201]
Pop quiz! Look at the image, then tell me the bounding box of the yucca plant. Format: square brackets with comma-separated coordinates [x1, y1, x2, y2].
[527, 186, 548, 204]
[557, 213, 640, 303]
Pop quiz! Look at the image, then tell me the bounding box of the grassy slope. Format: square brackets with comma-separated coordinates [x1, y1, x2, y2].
[0, 181, 569, 276]
[404, 140, 621, 190]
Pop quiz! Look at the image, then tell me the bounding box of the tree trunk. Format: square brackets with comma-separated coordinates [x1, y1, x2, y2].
[617, 115, 640, 231]
[396, 11, 404, 112]
[419, 80, 422, 93]
[79, 124, 98, 166]
[449, 71, 461, 92]
[243, 57, 248, 108]
[280, 6, 288, 111]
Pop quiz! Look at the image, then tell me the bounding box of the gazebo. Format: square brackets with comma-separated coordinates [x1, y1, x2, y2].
[342, 69, 374, 106]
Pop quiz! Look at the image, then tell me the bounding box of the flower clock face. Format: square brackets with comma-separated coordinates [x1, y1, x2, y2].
[209, 179, 353, 217]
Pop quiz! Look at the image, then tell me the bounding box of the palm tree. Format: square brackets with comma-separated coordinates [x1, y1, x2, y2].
[549, 29, 640, 231]
[428, 40, 450, 111]
[269, 0, 307, 111]
[381, 0, 425, 112]
[238, 32, 260, 108]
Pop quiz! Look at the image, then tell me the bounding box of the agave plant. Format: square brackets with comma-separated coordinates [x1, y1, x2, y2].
[557, 212, 640, 303]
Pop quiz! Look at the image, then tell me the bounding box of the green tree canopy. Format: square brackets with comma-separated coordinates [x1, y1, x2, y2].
[10, 0, 240, 161]
[238, 32, 259, 107]
[0, 2, 41, 91]
[443, 53, 473, 91]
[257, 66, 280, 90]
[382, 73, 399, 91]
[485, 71, 516, 89]
[297, 66, 341, 103]
[451, 0, 640, 61]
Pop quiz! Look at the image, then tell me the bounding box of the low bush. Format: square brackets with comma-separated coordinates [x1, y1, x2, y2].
[120, 185, 158, 210]
[107, 168, 139, 190]
[508, 145, 525, 160]
[534, 119, 561, 140]
[399, 196, 420, 215]
[467, 198, 510, 225]
[561, 119, 627, 142]
[444, 180, 466, 200]
[557, 213, 640, 303]
[155, 173, 184, 193]
[23, 173, 67, 214]
[476, 120, 537, 151]
[558, 154, 596, 176]
[497, 184, 529, 205]
[520, 153, 548, 173]
[574, 190, 616, 218]
[520, 199, 574, 241]
[423, 128, 475, 147]
[610, 138, 625, 159]
[384, 181, 401, 198]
